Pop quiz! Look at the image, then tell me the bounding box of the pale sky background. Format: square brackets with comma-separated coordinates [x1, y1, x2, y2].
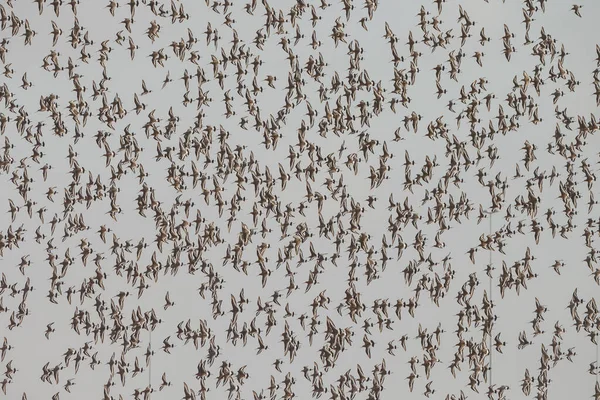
[1, 0, 600, 399]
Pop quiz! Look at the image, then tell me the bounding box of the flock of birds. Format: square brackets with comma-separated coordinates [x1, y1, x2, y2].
[0, 0, 599, 399]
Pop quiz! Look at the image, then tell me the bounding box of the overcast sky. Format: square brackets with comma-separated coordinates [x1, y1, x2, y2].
[1, 0, 599, 399]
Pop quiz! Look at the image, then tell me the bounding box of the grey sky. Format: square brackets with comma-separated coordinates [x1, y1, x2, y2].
[0, 0, 599, 399]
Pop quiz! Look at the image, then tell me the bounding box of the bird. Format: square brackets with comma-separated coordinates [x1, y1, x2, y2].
[45, 323, 55, 339]
[164, 291, 175, 310]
